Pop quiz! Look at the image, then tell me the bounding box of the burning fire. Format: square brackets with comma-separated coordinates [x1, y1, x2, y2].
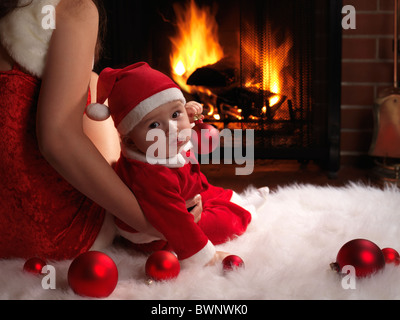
[263, 37, 292, 108]
[169, 0, 292, 121]
[243, 22, 293, 108]
[169, 0, 224, 93]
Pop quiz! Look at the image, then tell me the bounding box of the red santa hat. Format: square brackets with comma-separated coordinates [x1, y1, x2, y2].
[86, 62, 186, 135]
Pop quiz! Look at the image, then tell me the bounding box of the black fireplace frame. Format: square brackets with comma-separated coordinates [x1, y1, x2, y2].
[97, 0, 342, 175]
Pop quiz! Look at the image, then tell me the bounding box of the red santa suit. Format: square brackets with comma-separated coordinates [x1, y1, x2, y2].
[86, 62, 252, 266]
[113, 144, 252, 266]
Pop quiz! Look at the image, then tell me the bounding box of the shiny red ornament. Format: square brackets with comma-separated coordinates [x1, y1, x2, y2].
[145, 251, 180, 281]
[23, 257, 46, 274]
[191, 119, 220, 154]
[222, 255, 245, 271]
[331, 239, 385, 278]
[68, 251, 118, 298]
[382, 248, 400, 265]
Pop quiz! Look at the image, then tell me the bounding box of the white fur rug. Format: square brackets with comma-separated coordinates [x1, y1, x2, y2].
[1, 183, 400, 300]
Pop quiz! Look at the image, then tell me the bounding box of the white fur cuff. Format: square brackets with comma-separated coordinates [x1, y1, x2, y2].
[179, 240, 216, 268]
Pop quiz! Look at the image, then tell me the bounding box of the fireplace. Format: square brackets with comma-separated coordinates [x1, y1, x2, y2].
[98, 0, 342, 174]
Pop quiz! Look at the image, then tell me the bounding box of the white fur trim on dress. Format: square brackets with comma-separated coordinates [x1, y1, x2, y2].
[0, 0, 61, 78]
[117, 87, 186, 135]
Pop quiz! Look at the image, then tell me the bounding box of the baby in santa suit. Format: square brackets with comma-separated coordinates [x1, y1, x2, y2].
[86, 62, 264, 267]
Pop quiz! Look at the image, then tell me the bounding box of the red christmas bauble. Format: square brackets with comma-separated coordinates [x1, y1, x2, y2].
[23, 257, 46, 274]
[382, 248, 400, 265]
[333, 239, 385, 278]
[191, 120, 219, 154]
[222, 255, 245, 271]
[145, 251, 180, 281]
[68, 251, 118, 298]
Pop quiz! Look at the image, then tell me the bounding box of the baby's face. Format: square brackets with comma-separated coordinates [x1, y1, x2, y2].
[124, 100, 192, 158]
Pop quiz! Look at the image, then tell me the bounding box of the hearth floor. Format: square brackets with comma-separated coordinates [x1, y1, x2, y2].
[200, 160, 373, 193]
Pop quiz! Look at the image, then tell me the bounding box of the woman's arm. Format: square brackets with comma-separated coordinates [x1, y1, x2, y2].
[36, 0, 161, 238]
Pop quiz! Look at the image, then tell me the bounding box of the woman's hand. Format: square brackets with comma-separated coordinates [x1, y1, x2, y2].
[186, 194, 202, 223]
[185, 101, 204, 123]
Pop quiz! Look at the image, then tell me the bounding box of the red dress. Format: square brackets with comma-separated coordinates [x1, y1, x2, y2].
[0, 65, 105, 260]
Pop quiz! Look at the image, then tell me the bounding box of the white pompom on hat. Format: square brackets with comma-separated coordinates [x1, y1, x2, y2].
[85, 102, 111, 121]
[86, 62, 186, 135]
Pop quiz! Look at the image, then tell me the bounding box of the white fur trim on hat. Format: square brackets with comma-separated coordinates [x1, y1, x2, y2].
[86, 103, 111, 121]
[117, 87, 186, 135]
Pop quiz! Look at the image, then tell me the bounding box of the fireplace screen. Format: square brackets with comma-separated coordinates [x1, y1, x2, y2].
[99, 0, 342, 172]
[238, 0, 314, 151]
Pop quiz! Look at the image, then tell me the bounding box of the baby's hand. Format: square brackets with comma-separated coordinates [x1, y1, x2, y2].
[186, 194, 202, 223]
[185, 101, 204, 123]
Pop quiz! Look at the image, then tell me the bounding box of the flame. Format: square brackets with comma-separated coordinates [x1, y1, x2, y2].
[170, 0, 224, 93]
[269, 94, 280, 107]
[174, 61, 186, 77]
[263, 38, 292, 107]
[242, 22, 292, 107]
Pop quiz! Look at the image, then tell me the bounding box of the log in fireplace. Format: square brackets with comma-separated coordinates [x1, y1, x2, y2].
[98, 0, 342, 175]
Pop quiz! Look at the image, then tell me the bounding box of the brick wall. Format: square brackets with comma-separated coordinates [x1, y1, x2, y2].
[341, 0, 396, 165]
